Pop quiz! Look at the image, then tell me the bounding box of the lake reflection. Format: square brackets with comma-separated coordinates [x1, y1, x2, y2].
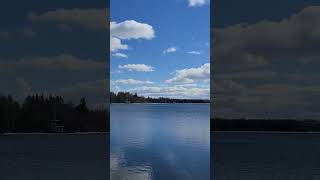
[110, 104, 210, 180]
[0, 134, 109, 180]
[212, 132, 320, 180]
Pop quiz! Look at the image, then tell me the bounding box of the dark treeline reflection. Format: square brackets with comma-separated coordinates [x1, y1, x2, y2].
[0, 94, 109, 133]
[212, 119, 320, 132]
[110, 91, 210, 103]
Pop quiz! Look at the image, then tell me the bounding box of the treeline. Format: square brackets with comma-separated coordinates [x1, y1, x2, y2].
[0, 95, 109, 133]
[110, 92, 210, 103]
[211, 118, 320, 132]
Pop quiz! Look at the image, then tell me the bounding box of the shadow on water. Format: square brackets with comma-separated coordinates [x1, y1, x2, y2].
[211, 132, 320, 180]
[0, 134, 109, 180]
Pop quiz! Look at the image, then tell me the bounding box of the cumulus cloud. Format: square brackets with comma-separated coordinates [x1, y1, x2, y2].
[211, 76, 320, 119]
[110, 37, 128, 52]
[0, 31, 10, 38]
[187, 51, 201, 55]
[0, 28, 36, 39]
[119, 64, 154, 72]
[112, 52, 128, 58]
[166, 63, 210, 83]
[113, 79, 154, 85]
[0, 54, 106, 73]
[110, 70, 122, 74]
[211, 6, 320, 119]
[20, 28, 36, 37]
[110, 20, 155, 40]
[28, 8, 107, 30]
[212, 79, 246, 97]
[214, 6, 320, 69]
[128, 85, 209, 99]
[15, 78, 32, 97]
[188, 0, 209, 7]
[110, 20, 155, 52]
[214, 71, 278, 80]
[163, 47, 177, 54]
[52, 79, 108, 109]
[110, 84, 120, 93]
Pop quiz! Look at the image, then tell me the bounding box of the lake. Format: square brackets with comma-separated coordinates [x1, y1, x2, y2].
[110, 103, 210, 180]
[0, 133, 109, 180]
[1, 104, 319, 180]
[212, 132, 320, 180]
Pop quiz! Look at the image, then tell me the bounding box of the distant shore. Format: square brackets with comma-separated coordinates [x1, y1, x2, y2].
[0, 132, 109, 136]
[111, 102, 210, 104]
[211, 131, 320, 133]
[211, 119, 320, 132]
[110, 91, 209, 103]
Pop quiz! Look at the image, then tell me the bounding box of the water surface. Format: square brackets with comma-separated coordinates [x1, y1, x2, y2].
[212, 132, 320, 180]
[0, 134, 109, 180]
[110, 104, 210, 180]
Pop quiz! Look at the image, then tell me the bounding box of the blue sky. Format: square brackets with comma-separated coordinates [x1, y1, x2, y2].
[110, 0, 210, 99]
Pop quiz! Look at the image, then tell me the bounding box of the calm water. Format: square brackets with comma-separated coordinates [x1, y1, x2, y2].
[212, 132, 320, 180]
[0, 134, 109, 180]
[2, 107, 320, 180]
[110, 104, 210, 180]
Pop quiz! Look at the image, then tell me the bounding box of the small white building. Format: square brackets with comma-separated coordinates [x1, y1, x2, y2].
[49, 119, 64, 133]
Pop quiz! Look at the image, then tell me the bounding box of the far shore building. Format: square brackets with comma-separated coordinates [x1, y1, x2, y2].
[49, 119, 64, 133]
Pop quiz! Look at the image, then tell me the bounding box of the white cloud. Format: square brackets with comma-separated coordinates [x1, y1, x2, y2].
[166, 77, 194, 84]
[114, 79, 154, 85]
[0, 31, 10, 38]
[15, 78, 32, 96]
[0, 28, 36, 39]
[28, 8, 107, 30]
[52, 79, 108, 109]
[110, 37, 128, 52]
[110, 70, 122, 74]
[128, 85, 209, 99]
[214, 71, 278, 80]
[20, 28, 36, 37]
[110, 20, 155, 40]
[119, 64, 154, 72]
[213, 81, 320, 119]
[110, 20, 155, 52]
[110, 84, 120, 93]
[211, 6, 320, 119]
[166, 63, 210, 83]
[214, 6, 320, 68]
[187, 51, 201, 55]
[0, 54, 106, 73]
[163, 47, 177, 54]
[112, 52, 128, 58]
[57, 24, 73, 31]
[188, 0, 209, 7]
[174, 83, 198, 87]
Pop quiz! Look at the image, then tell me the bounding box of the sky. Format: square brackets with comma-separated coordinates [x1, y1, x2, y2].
[110, 0, 210, 99]
[211, 0, 320, 119]
[3, 0, 319, 118]
[0, 0, 108, 108]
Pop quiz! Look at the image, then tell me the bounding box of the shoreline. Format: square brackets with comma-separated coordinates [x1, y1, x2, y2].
[211, 131, 320, 134]
[111, 102, 210, 104]
[4, 131, 320, 135]
[1, 132, 110, 136]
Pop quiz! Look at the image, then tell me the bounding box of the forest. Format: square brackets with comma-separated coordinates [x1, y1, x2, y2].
[0, 91, 210, 133]
[0, 95, 109, 133]
[110, 91, 210, 103]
